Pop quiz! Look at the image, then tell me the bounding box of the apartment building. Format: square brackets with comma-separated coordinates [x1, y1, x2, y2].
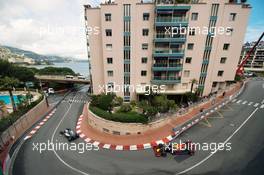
[84, 0, 250, 101]
[239, 41, 264, 72]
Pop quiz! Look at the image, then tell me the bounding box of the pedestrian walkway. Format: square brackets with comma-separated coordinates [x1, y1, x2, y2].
[61, 99, 88, 104]
[231, 99, 262, 108]
[77, 83, 242, 151]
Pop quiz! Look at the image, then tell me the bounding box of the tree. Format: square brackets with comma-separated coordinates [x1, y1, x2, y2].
[190, 79, 198, 93]
[0, 100, 8, 117]
[0, 77, 19, 112]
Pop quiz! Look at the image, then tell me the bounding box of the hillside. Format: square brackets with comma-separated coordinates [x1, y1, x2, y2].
[1, 45, 74, 63]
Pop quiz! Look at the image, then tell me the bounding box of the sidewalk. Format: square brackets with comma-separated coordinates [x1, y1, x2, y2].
[78, 83, 242, 150]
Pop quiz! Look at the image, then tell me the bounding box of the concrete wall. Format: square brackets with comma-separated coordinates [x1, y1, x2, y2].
[0, 96, 49, 146]
[87, 104, 169, 135]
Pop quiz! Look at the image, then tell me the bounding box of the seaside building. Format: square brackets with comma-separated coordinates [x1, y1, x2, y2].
[85, 0, 250, 101]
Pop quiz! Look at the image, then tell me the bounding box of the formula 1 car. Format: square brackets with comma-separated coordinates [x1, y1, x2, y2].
[153, 141, 195, 157]
[60, 128, 79, 142]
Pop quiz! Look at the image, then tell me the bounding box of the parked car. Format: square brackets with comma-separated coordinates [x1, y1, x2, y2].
[65, 75, 74, 79]
[48, 88, 55, 94]
[60, 128, 79, 142]
[77, 75, 85, 80]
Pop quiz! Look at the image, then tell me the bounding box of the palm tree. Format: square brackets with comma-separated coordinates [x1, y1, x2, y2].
[190, 78, 198, 93]
[0, 76, 19, 112]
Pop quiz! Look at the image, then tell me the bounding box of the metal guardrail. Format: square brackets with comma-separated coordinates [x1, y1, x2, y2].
[3, 88, 75, 175]
[171, 81, 246, 139]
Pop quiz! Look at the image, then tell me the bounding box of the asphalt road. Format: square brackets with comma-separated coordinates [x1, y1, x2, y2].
[12, 80, 264, 175]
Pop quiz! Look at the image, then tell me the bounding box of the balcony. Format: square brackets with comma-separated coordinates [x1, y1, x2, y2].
[154, 34, 186, 43]
[155, 17, 188, 27]
[200, 72, 207, 77]
[153, 49, 184, 58]
[156, 5, 191, 10]
[152, 63, 182, 71]
[152, 76, 181, 84]
[202, 59, 209, 65]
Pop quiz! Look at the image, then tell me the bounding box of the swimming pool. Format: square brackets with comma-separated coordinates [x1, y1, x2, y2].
[0, 95, 19, 105]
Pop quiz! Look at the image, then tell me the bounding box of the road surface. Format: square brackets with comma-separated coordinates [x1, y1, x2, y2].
[12, 79, 264, 175]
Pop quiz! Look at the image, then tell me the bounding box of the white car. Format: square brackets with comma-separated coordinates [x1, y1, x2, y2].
[65, 75, 74, 79]
[48, 88, 55, 94]
[77, 75, 85, 80]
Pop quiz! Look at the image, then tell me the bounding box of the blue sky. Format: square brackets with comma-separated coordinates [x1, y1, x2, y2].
[0, 0, 263, 58]
[244, 0, 264, 42]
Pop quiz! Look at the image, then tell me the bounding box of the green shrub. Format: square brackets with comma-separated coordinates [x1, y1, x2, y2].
[90, 106, 147, 124]
[113, 96, 123, 106]
[145, 106, 158, 117]
[118, 103, 132, 112]
[130, 100, 137, 107]
[184, 92, 199, 102]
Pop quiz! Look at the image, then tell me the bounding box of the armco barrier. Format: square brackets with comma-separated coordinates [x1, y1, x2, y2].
[172, 81, 246, 139]
[2, 89, 74, 175]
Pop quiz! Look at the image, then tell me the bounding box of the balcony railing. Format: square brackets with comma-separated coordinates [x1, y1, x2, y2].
[152, 64, 182, 71]
[156, 34, 185, 38]
[154, 49, 184, 53]
[153, 63, 182, 67]
[153, 49, 184, 58]
[155, 34, 186, 43]
[152, 76, 181, 84]
[156, 17, 188, 23]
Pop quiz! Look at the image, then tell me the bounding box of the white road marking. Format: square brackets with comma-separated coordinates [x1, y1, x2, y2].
[260, 104, 264, 109]
[130, 145, 137, 151]
[143, 143, 152, 149]
[236, 100, 242, 104]
[51, 94, 91, 175]
[166, 135, 173, 141]
[156, 140, 164, 145]
[254, 103, 259, 107]
[242, 101, 247, 105]
[232, 99, 237, 102]
[177, 108, 259, 175]
[103, 144, 111, 149]
[116, 145, 123, 150]
[248, 102, 253, 106]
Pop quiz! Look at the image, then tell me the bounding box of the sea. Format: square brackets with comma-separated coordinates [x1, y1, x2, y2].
[27, 61, 90, 77]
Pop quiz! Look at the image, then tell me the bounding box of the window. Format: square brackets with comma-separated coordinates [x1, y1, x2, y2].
[107, 70, 113, 77]
[105, 29, 112, 36]
[105, 13, 111, 21]
[107, 57, 113, 64]
[184, 70, 190, 77]
[212, 82, 217, 88]
[217, 71, 224, 77]
[223, 43, 230, 50]
[191, 13, 198, 21]
[141, 70, 147, 76]
[143, 13, 149, 21]
[142, 43, 148, 50]
[142, 29, 149, 36]
[220, 57, 227, 64]
[187, 43, 194, 50]
[185, 57, 192, 63]
[141, 57, 147, 64]
[189, 28, 196, 36]
[229, 13, 236, 21]
[106, 44, 112, 50]
[226, 28, 233, 36]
